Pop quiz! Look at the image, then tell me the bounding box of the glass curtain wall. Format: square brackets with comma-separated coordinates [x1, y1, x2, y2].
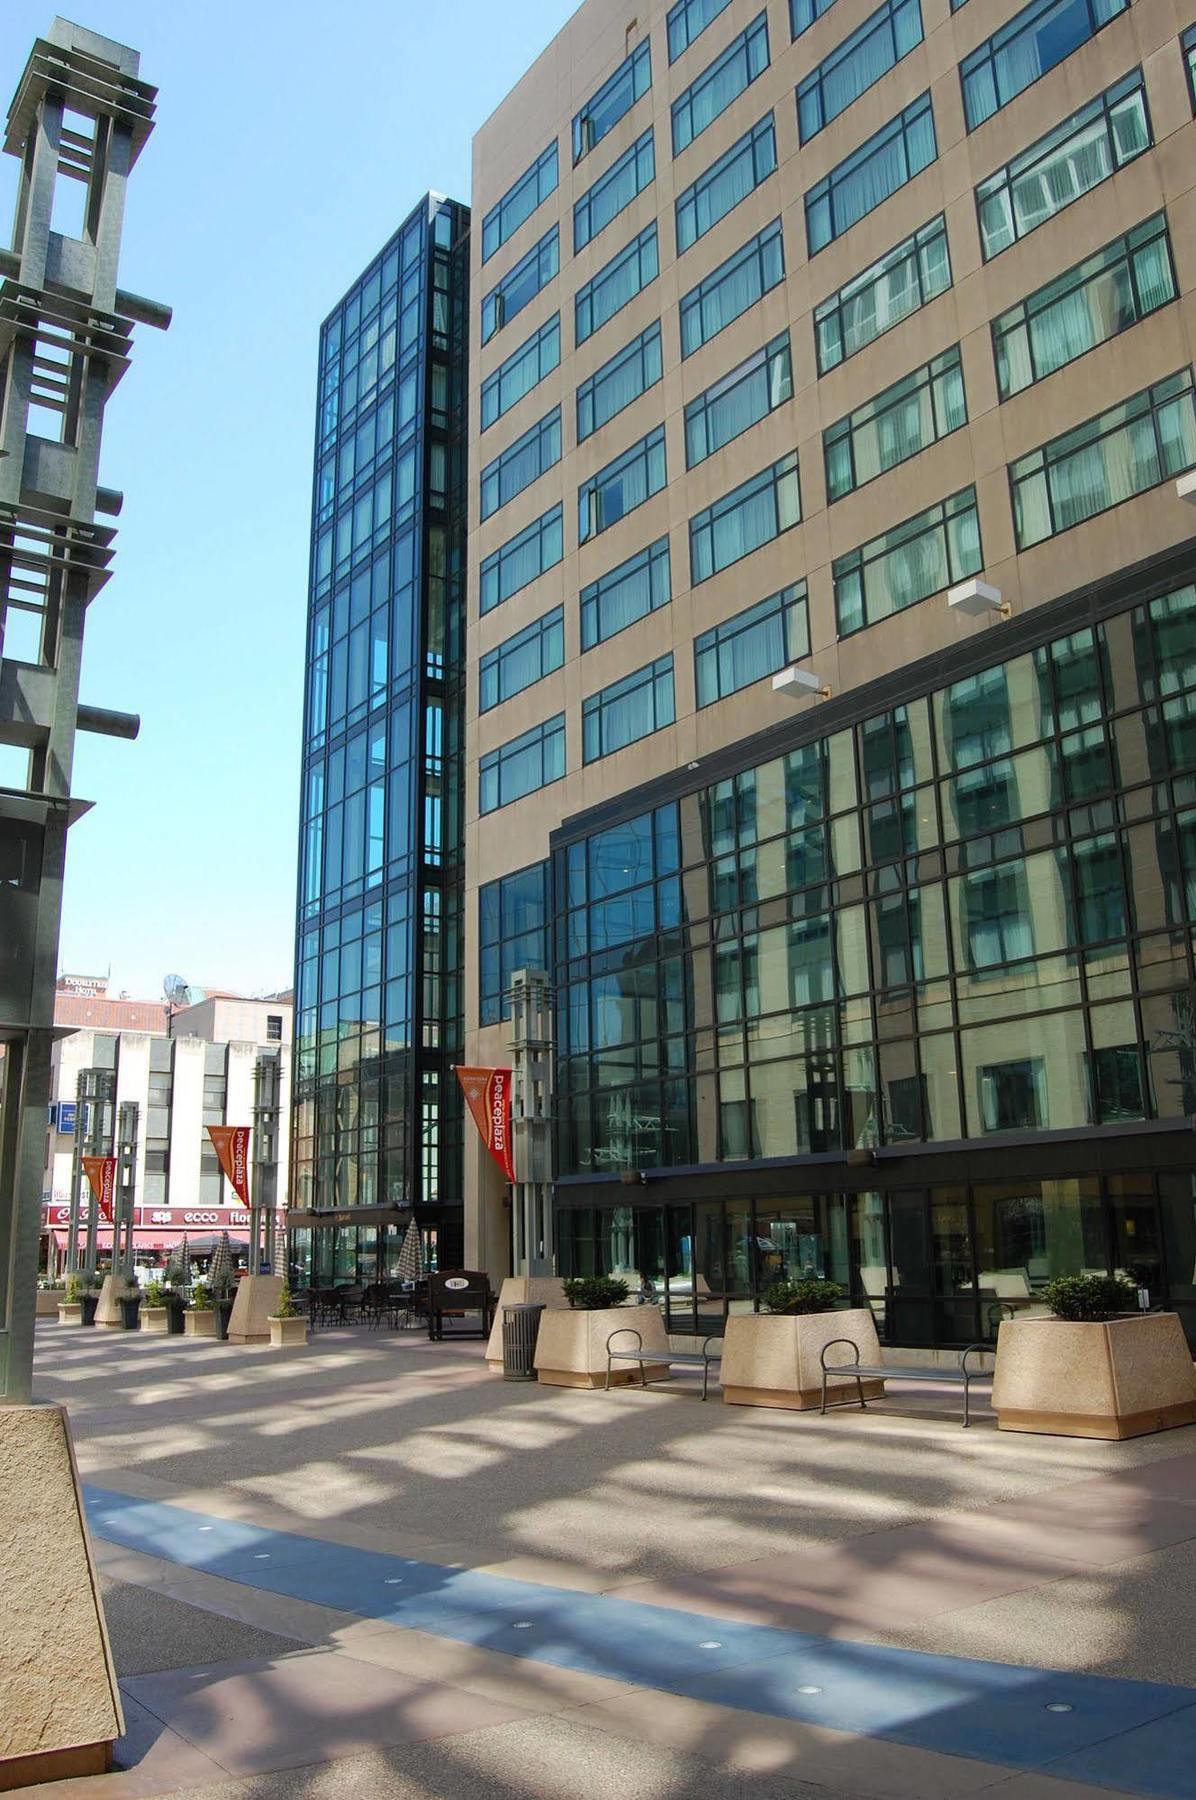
[293, 195, 469, 1288]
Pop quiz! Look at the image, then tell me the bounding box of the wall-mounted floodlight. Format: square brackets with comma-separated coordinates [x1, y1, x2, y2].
[773, 666, 831, 700]
[1177, 472, 1196, 505]
[948, 578, 1009, 619]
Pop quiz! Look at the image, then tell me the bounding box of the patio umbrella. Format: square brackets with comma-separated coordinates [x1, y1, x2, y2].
[165, 1232, 191, 1291]
[207, 1231, 234, 1297]
[396, 1219, 425, 1283]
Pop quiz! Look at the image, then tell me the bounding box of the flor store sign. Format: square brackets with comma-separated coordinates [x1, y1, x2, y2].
[41, 1203, 284, 1230]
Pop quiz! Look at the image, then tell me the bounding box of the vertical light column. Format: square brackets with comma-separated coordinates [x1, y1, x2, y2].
[509, 968, 554, 1275]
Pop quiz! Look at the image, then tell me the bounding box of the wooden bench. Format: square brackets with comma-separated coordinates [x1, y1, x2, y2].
[819, 1337, 991, 1429]
[606, 1327, 723, 1401]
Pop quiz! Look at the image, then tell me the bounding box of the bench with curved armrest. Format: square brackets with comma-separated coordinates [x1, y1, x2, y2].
[819, 1336, 991, 1429]
[605, 1326, 724, 1401]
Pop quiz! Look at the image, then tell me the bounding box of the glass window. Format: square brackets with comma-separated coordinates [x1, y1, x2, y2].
[676, 114, 777, 253]
[835, 486, 981, 635]
[992, 214, 1176, 400]
[672, 13, 770, 155]
[815, 213, 951, 373]
[1186, 25, 1196, 114]
[575, 224, 659, 344]
[583, 656, 676, 762]
[479, 713, 566, 813]
[573, 39, 652, 163]
[680, 219, 784, 359]
[480, 407, 561, 520]
[668, 0, 734, 61]
[581, 536, 671, 650]
[695, 583, 810, 705]
[798, 0, 923, 144]
[479, 606, 565, 712]
[479, 504, 563, 614]
[791, 0, 840, 33]
[825, 345, 966, 501]
[690, 452, 801, 584]
[573, 129, 655, 253]
[481, 315, 560, 432]
[578, 425, 666, 542]
[961, 0, 1129, 133]
[1011, 369, 1196, 550]
[685, 332, 793, 467]
[805, 92, 937, 255]
[976, 71, 1151, 261]
[577, 323, 663, 441]
[479, 862, 550, 1025]
[481, 225, 559, 343]
[481, 142, 558, 262]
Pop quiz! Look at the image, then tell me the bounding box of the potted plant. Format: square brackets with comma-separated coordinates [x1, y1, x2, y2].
[268, 1282, 308, 1348]
[37, 1278, 66, 1319]
[183, 1279, 217, 1338]
[722, 1276, 885, 1411]
[163, 1284, 186, 1335]
[141, 1279, 170, 1335]
[57, 1275, 84, 1326]
[80, 1279, 101, 1327]
[993, 1273, 1196, 1439]
[118, 1282, 143, 1330]
[535, 1274, 670, 1388]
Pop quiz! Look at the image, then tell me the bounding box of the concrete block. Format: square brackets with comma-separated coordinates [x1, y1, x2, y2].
[35, 1289, 63, 1319]
[141, 1306, 170, 1335]
[227, 1275, 283, 1344]
[56, 1303, 82, 1326]
[183, 1309, 217, 1339]
[534, 1304, 670, 1389]
[94, 1275, 137, 1329]
[992, 1313, 1196, 1439]
[721, 1309, 885, 1410]
[485, 1276, 568, 1371]
[269, 1316, 309, 1349]
[0, 1404, 121, 1786]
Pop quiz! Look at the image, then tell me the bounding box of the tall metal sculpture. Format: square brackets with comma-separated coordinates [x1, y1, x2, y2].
[0, 20, 167, 1785]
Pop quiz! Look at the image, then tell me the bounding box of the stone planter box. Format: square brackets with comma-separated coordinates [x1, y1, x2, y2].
[992, 1313, 1196, 1440]
[141, 1306, 170, 1335]
[534, 1304, 669, 1389]
[485, 1276, 569, 1372]
[184, 1309, 217, 1339]
[269, 1315, 309, 1349]
[37, 1289, 65, 1318]
[721, 1308, 886, 1411]
[57, 1303, 83, 1326]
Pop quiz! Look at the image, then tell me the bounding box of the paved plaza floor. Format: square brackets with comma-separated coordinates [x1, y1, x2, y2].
[13, 1320, 1196, 1799]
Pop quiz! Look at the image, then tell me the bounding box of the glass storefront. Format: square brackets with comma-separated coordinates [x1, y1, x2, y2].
[288, 1220, 443, 1291]
[556, 1172, 1196, 1347]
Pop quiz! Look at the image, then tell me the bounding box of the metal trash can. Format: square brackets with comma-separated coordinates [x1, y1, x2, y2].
[502, 1302, 546, 1381]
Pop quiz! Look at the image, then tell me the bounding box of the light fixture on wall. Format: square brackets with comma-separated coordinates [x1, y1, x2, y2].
[773, 666, 831, 701]
[948, 578, 1009, 619]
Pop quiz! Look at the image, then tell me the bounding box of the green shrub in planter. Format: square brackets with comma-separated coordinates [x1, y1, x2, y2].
[1042, 1273, 1137, 1322]
[64, 1275, 81, 1304]
[143, 1280, 166, 1307]
[273, 1282, 298, 1319]
[764, 1277, 844, 1315]
[562, 1275, 630, 1311]
[190, 1280, 211, 1311]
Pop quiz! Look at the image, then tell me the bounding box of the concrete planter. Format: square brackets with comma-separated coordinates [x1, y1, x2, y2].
[992, 1313, 1196, 1440]
[37, 1289, 65, 1318]
[534, 1303, 669, 1389]
[183, 1309, 217, 1339]
[485, 1276, 569, 1372]
[141, 1306, 170, 1335]
[268, 1315, 309, 1349]
[228, 1274, 283, 1344]
[94, 1275, 137, 1329]
[56, 1303, 83, 1326]
[721, 1308, 885, 1411]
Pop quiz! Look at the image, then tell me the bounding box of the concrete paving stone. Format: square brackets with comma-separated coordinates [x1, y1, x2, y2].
[120, 1647, 536, 1776]
[98, 1576, 306, 1676]
[1043, 1701, 1196, 1797]
[961, 1488, 1196, 1567]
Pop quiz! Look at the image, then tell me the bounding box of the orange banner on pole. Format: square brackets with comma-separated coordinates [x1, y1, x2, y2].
[81, 1155, 117, 1222]
[455, 1067, 515, 1182]
[206, 1125, 252, 1206]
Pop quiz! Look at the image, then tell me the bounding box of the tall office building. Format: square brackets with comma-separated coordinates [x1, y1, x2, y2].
[463, 0, 1196, 1349]
[291, 193, 470, 1287]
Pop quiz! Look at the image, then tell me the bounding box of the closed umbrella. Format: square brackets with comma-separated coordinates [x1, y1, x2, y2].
[396, 1219, 425, 1283]
[165, 1232, 191, 1291]
[207, 1231, 234, 1297]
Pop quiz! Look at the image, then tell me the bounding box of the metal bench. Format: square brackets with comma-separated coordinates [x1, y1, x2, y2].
[819, 1337, 990, 1429]
[605, 1327, 723, 1401]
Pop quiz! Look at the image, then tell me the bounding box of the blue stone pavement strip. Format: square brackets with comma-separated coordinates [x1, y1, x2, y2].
[85, 1485, 1196, 1797]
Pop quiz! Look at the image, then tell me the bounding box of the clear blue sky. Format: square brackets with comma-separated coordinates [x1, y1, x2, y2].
[0, 0, 575, 1001]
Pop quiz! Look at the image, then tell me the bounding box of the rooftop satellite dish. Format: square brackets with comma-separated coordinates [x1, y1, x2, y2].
[163, 974, 189, 1008]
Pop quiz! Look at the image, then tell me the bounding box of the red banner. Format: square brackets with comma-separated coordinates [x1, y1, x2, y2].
[81, 1156, 116, 1222]
[455, 1067, 515, 1182]
[206, 1125, 252, 1206]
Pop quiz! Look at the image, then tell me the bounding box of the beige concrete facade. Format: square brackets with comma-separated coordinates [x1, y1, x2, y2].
[464, 0, 1196, 1272]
